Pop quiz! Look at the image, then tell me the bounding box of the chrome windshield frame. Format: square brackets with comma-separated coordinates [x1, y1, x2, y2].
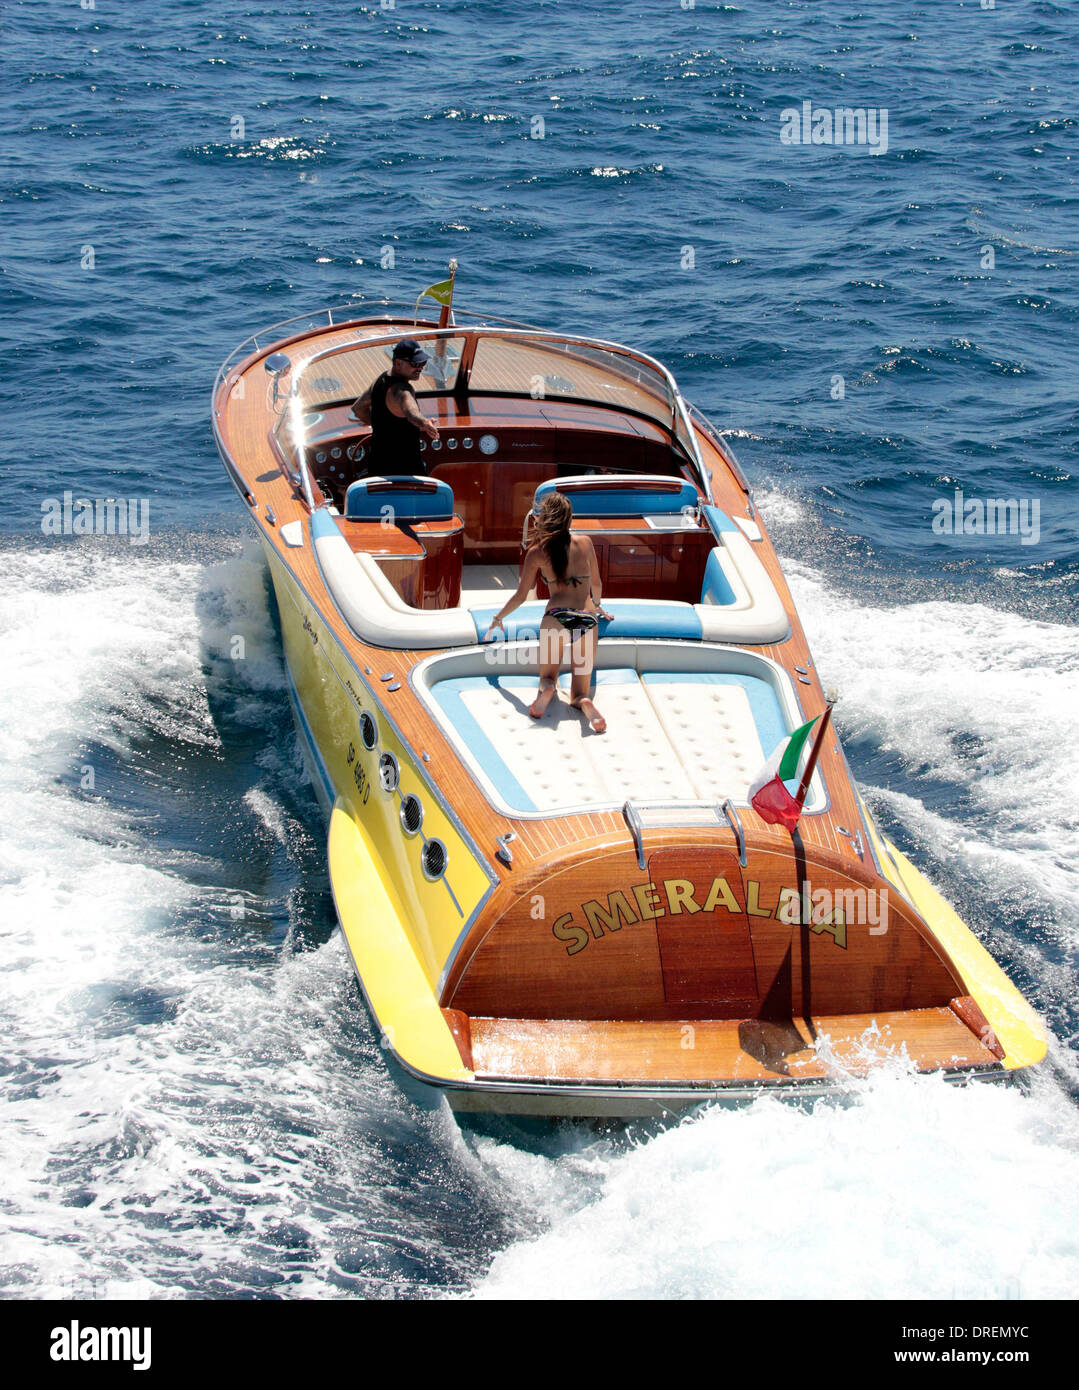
[291, 323, 713, 498]
[214, 303, 717, 504]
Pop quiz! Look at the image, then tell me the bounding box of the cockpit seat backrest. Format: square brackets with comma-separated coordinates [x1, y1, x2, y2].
[533, 474, 700, 518]
[345, 476, 455, 523]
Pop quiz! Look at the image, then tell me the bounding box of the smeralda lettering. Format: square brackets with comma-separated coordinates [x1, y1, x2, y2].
[552, 877, 847, 957]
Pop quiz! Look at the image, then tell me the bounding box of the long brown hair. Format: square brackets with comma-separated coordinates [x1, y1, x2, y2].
[530, 492, 573, 582]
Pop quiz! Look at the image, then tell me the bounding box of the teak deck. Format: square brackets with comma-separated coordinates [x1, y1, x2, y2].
[467, 1008, 998, 1085]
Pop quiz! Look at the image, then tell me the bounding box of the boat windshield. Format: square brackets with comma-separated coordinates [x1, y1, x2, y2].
[274, 328, 704, 485]
[293, 336, 470, 413]
[466, 335, 676, 431]
[290, 330, 678, 427]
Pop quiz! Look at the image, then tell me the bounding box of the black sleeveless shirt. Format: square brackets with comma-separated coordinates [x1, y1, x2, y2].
[368, 371, 425, 475]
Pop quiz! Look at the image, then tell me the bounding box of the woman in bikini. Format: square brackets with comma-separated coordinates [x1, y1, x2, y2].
[485, 492, 612, 733]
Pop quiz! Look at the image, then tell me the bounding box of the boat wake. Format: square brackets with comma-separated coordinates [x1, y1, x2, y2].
[469, 1064, 1079, 1300]
[773, 513, 1079, 1067]
[0, 538, 508, 1298]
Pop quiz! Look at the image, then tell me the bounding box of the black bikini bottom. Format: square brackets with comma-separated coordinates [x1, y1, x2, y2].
[546, 607, 598, 642]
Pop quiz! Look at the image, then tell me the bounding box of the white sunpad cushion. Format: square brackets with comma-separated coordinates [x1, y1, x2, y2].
[642, 680, 765, 803]
[458, 670, 687, 811]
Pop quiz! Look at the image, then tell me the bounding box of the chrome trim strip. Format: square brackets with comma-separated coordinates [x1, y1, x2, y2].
[623, 800, 646, 870]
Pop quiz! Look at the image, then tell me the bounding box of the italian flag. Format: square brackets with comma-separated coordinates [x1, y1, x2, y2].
[748, 716, 819, 832]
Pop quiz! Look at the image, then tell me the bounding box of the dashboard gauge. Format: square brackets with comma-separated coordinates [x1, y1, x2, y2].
[479, 434, 498, 455]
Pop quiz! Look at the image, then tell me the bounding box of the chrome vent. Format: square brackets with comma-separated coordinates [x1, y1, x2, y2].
[400, 794, 423, 836]
[378, 752, 399, 793]
[421, 839, 447, 881]
[359, 712, 377, 750]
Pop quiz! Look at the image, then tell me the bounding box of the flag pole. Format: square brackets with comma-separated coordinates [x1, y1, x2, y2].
[794, 697, 834, 810]
[431, 260, 458, 388]
[437, 258, 458, 330]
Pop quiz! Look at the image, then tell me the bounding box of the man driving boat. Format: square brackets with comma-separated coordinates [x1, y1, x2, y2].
[350, 338, 439, 475]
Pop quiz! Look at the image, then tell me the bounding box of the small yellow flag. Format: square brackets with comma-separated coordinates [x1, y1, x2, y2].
[419, 278, 455, 306]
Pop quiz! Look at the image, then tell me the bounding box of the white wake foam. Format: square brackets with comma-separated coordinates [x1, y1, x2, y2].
[0, 541, 345, 1296]
[473, 1068, 1079, 1300]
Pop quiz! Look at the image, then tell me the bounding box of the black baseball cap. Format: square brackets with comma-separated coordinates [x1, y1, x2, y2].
[393, 338, 430, 366]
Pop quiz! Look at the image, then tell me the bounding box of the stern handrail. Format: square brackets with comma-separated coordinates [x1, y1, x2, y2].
[721, 798, 748, 868]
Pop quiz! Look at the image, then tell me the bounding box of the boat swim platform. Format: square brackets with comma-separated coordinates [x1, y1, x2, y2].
[442, 1007, 1004, 1115]
[412, 639, 822, 819]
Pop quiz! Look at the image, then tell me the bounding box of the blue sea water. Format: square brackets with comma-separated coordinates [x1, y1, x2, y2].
[1, 0, 1078, 1300]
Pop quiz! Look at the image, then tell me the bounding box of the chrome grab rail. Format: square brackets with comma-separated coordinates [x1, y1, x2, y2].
[623, 801, 646, 870]
[623, 799, 753, 873]
[672, 388, 713, 504]
[285, 382, 318, 512]
[721, 798, 747, 868]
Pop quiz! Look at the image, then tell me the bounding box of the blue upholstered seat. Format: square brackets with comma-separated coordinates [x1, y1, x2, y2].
[472, 600, 704, 642]
[533, 476, 700, 518]
[345, 476, 454, 522]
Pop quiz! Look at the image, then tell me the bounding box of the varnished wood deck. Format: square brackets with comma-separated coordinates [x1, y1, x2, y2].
[468, 1008, 1000, 1085]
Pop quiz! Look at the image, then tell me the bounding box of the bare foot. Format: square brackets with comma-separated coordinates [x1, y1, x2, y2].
[530, 683, 557, 719]
[575, 697, 606, 734]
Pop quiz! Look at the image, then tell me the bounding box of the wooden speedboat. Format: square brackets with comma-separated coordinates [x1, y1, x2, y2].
[212, 285, 1046, 1116]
